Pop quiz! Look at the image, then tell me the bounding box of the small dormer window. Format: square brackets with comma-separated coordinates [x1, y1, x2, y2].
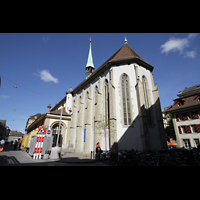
[175, 99, 184, 107]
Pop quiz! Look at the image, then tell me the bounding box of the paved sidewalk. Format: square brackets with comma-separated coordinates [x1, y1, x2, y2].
[0, 144, 109, 166]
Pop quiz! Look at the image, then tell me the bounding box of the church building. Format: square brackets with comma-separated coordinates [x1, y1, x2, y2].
[65, 37, 167, 153]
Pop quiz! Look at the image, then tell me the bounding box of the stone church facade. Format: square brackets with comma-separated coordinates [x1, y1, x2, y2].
[65, 38, 167, 153]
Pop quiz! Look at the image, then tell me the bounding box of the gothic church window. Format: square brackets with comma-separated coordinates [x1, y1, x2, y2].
[142, 76, 153, 126]
[121, 74, 131, 125]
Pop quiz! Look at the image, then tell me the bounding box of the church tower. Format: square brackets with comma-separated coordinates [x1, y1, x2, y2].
[85, 37, 95, 79]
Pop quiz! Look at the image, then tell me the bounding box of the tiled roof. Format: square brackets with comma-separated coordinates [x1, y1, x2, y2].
[29, 113, 42, 119]
[166, 93, 200, 113]
[9, 131, 23, 136]
[110, 43, 145, 62]
[178, 84, 200, 97]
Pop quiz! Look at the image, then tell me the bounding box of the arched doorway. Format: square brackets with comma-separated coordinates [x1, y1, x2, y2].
[51, 123, 64, 147]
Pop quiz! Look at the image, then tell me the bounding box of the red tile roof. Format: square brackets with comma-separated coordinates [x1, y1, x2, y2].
[166, 93, 200, 113]
[110, 43, 145, 62]
[9, 131, 23, 136]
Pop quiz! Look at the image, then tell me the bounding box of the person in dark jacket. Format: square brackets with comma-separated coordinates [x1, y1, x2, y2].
[14, 140, 17, 150]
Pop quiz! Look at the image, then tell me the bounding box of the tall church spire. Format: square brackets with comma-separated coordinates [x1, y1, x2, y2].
[86, 37, 95, 79]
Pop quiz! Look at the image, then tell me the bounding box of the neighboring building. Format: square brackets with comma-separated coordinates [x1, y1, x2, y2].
[166, 84, 200, 149]
[8, 130, 23, 142]
[65, 38, 167, 154]
[162, 106, 172, 129]
[25, 113, 42, 131]
[0, 120, 10, 141]
[25, 102, 71, 148]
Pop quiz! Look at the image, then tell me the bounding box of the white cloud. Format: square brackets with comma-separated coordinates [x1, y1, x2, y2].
[36, 69, 59, 83]
[0, 94, 9, 99]
[184, 50, 197, 59]
[160, 33, 198, 58]
[160, 37, 189, 54]
[188, 33, 198, 39]
[42, 36, 49, 43]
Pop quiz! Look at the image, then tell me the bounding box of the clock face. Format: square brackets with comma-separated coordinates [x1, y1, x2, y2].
[34, 116, 37, 119]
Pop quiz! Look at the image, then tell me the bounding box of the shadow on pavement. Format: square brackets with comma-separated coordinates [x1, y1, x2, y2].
[0, 155, 20, 165]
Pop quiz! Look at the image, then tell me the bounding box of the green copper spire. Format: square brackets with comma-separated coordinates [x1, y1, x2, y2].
[124, 37, 128, 44]
[86, 37, 95, 70]
[86, 37, 95, 79]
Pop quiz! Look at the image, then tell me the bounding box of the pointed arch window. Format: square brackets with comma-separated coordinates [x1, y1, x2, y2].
[121, 74, 131, 125]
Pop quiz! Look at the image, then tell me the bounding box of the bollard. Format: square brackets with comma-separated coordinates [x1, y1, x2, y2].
[91, 151, 94, 159]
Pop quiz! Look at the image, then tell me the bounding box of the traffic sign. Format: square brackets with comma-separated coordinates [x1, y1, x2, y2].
[37, 126, 46, 135]
[47, 130, 51, 136]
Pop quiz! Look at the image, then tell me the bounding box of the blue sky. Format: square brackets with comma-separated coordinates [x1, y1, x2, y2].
[0, 33, 199, 133]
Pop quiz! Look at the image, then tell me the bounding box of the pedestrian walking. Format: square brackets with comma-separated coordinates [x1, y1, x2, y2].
[14, 140, 17, 150]
[95, 142, 103, 161]
[10, 140, 13, 146]
[0, 138, 5, 152]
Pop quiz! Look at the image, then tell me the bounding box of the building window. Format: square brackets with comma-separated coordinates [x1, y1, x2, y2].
[192, 111, 199, 119]
[183, 139, 191, 149]
[191, 124, 200, 133]
[182, 125, 191, 134]
[121, 74, 131, 125]
[196, 124, 200, 133]
[194, 139, 199, 147]
[175, 100, 184, 107]
[142, 76, 152, 126]
[176, 114, 180, 122]
[182, 113, 189, 121]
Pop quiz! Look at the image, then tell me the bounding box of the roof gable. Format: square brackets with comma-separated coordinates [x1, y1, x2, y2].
[110, 43, 145, 62]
